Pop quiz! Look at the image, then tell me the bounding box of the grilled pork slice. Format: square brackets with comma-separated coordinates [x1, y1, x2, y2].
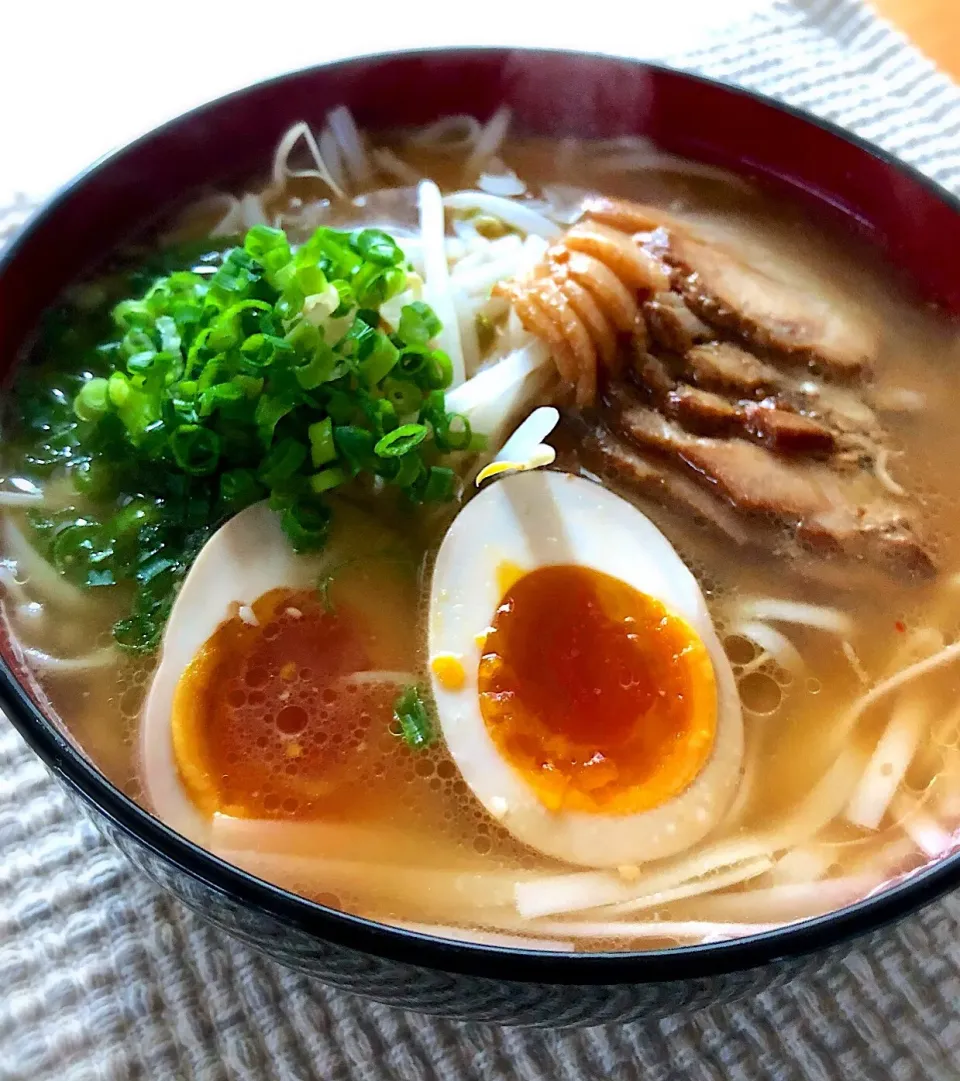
[582, 195, 879, 378]
[634, 350, 841, 458]
[680, 342, 780, 397]
[669, 232, 878, 378]
[603, 384, 935, 581]
[643, 292, 716, 354]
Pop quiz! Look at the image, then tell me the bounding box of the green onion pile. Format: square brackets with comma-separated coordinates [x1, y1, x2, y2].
[13, 224, 474, 653]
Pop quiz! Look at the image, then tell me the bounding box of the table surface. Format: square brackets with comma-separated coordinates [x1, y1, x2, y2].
[874, 0, 960, 78]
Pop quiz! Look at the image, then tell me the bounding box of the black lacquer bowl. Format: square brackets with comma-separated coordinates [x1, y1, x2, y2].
[3, 50, 960, 1027]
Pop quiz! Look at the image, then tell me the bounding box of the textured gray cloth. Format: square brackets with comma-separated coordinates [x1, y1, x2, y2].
[4, 2, 960, 1077]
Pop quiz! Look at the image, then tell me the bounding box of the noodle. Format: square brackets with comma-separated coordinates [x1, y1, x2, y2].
[734, 597, 854, 636]
[835, 640, 960, 749]
[586, 858, 773, 918]
[842, 640, 871, 685]
[407, 115, 482, 152]
[318, 128, 348, 193]
[514, 750, 864, 920]
[0, 491, 44, 508]
[477, 170, 526, 198]
[464, 106, 512, 179]
[418, 180, 466, 386]
[271, 121, 345, 199]
[874, 448, 907, 497]
[770, 846, 837, 885]
[217, 849, 533, 916]
[20, 646, 118, 673]
[371, 147, 422, 186]
[730, 620, 805, 677]
[669, 878, 878, 925]
[444, 192, 563, 240]
[327, 105, 371, 187]
[238, 194, 268, 229]
[846, 693, 931, 830]
[2, 519, 91, 612]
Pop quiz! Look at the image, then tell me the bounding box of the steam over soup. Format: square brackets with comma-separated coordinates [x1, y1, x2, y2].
[4, 106, 960, 951]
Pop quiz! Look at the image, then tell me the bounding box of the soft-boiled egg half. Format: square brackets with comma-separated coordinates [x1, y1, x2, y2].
[428, 468, 743, 869]
[140, 500, 417, 847]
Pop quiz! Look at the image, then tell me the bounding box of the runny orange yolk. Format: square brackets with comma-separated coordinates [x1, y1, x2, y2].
[477, 564, 717, 815]
[171, 587, 405, 820]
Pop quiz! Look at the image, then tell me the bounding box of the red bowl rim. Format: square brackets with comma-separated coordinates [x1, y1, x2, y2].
[2, 46, 960, 987]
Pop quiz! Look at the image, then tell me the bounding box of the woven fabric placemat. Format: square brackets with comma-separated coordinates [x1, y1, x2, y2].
[4, 3, 960, 1077]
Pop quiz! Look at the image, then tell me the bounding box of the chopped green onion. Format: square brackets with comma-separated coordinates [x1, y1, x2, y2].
[73, 378, 110, 422]
[71, 458, 118, 500]
[381, 377, 422, 415]
[334, 425, 376, 474]
[169, 424, 221, 475]
[308, 418, 336, 467]
[220, 468, 264, 510]
[309, 466, 346, 493]
[390, 452, 424, 489]
[293, 341, 337, 390]
[392, 684, 435, 750]
[358, 333, 400, 387]
[423, 349, 453, 390]
[258, 437, 307, 487]
[279, 500, 331, 552]
[374, 423, 428, 458]
[422, 466, 456, 502]
[254, 393, 296, 445]
[13, 221, 466, 654]
[398, 301, 442, 346]
[352, 228, 404, 266]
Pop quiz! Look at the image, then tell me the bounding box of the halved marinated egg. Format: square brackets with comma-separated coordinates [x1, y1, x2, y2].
[428, 470, 743, 868]
[141, 500, 417, 846]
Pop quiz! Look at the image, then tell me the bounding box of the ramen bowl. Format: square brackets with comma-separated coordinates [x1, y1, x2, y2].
[2, 50, 960, 1027]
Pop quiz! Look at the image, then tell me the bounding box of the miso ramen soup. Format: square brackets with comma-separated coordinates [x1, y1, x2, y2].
[4, 106, 960, 952]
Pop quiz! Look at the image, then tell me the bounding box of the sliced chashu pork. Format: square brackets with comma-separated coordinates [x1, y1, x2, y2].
[666, 385, 837, 457]
[670, 232, 877, 378]
[583, 196, 879, 378]
[635, 351, 838, 456]
[670, 342, 884, 454]
[579, 422, 922, 591]
[603, 384, 935, 581]
[681, 342, 781, 398]
[643, 292, 716, 354]
[499, 195, 929, 582]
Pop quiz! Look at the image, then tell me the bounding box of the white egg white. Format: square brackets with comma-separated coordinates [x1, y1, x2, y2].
[428, 469, 743, 869]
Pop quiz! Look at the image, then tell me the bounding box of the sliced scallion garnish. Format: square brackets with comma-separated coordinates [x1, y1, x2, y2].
[12, 221, 469, 653]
